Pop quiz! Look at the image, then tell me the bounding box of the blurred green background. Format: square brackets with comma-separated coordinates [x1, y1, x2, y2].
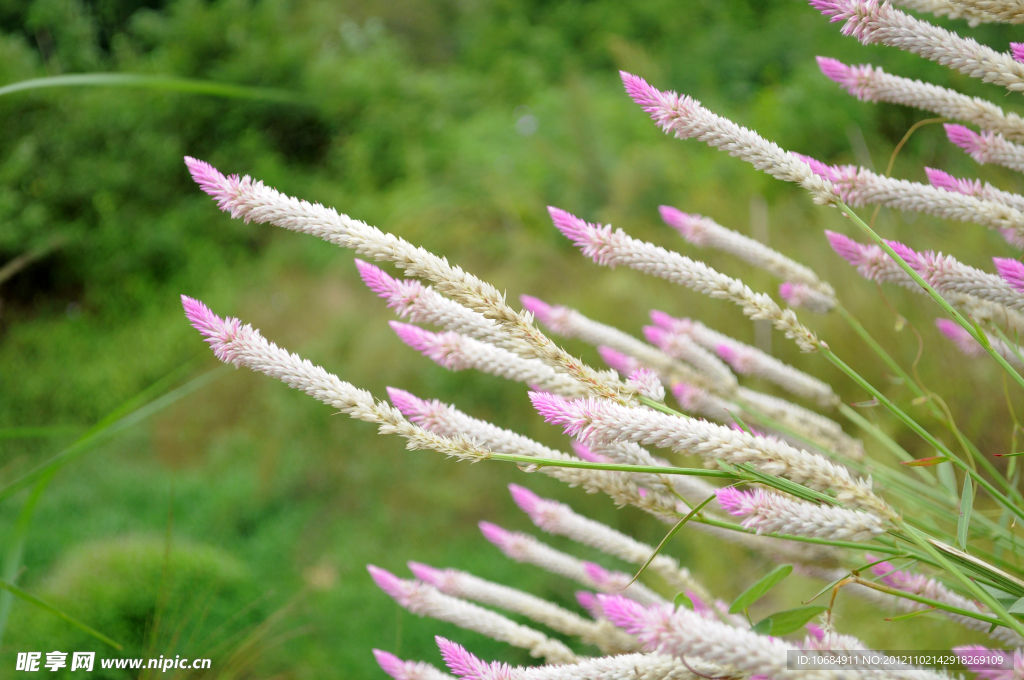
[3, 0, 1024, 677]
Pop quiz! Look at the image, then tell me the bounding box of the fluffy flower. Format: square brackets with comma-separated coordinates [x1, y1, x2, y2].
[368, 566, 578, 664]
[945, 124, 1024, 172]
[816, 58, 1024, 141]
[621, 74, 837, 203]
[373, 650, 454, 680]
[715, 487, 887, 541]
[810, 0, 1024, 92]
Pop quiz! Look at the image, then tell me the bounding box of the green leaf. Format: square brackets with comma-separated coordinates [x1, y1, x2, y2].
[979, 583, 1019, 604]
[994, 452, 1024, 458]
[900, 456, 948, 467]
[0, 73, 304, 104]
[674, 592, 693, 610]
[729, 565, 792, 614]
[754, 605, 829, 636]
[750, 618, 773, 635]
[1008, 597, 1024, 615]
[958, 475, 974, 551]
[627, 494, 718, 587]
[937, 461, 958, 499]
[885, 608, 935, 622]
[0, 578, 121, 649]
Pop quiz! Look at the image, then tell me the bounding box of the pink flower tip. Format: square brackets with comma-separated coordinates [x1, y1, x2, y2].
[386, 387, 429, 419]
[478, 521, 513, 548]
[547, 206, 591, 243]
[595, 594, 647, 633]
[714, 343, 738, 365]
[714, 487, 754, 517]
[994, 258, 1024, 293]
[436, 637, 509, 680]
[598, 345, 640, 376]
[389, 321, 437, 353]
[883, 239, 921, 266]
[658, 206, 705, 242]
[184, 156, 244, 214]
[824, 230, 864, 266]
[372, 650, 406, 680]
[367, 565, 407, 600]
[792, 152, 835, 179]
[571, 440, 611, 463]
[1012, 43, 1024, 64]
[354, 258, 389, 291]
[642, 324, 668, 348]
[816, 56, 853, 86]
[519, 294, 554, 324]
[508, 484, 544, 517]
[620, 71, 659, 107]
[671, 381, 706, 410]
[778, 282, 797, 303]
[924, 168, 981, 196]
[582, 562, 614, 586]
[945, 124, 983, 154]
[805, 624, 826, 642]
[649, 309, 686, 332]
[935, 319, 984, 356]
[575, 591, 603, 618]
[407, 561, 445, 587]
[528, 391, 590, 436]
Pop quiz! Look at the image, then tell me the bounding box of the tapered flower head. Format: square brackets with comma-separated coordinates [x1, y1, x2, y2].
[407, 561, 447, 587]
[528, 391, 600, 439]
[925, 168, 982, 196]
[994, 258, 1024, 293]
[1014, 44, 1024, 65]
[570, 441, 612, 463]
[180, 295, 249, 366]
[945, 124, 987, 162]
[598, 345, 641, 376]
[508, 484, 545, 519]
[436, 637, 511, 680]
[816, 56, 876, 99]
[659, 206, 710, 245]
[649, 309, 689, 334]
[575, 591, 603, 618]
[936, 319, 985, 356]
[390, 322, 464, 369]
[184, 156, 247, 216]
[368, 565, 420, 607]
[372, 650, 406, 680]
[670, 382, 704, 411]
[355, 259, 424, 313]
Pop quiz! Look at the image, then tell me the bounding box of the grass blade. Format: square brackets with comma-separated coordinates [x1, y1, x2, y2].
[0, 578, 122, 650]
[958, 474, 974, 551]
[0, 366, 225, 501]
[729, 564, 792, 614]
[626, 494, 718, 587]
[0, 73, 304, 103]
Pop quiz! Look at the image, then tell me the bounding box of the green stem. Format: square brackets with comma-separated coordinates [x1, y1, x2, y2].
[849, 576, 1004, 627]
[821, 348, 1024, 523]
[486, 452, 736, 478]
[838, 200, 1024, 392]
[899, 522, 1024, 639]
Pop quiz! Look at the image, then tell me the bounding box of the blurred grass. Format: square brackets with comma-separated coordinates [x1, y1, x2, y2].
[2, 0, 1024, 676]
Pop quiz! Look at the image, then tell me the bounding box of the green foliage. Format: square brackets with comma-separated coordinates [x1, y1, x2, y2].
[5, 535, 259, 678]
[3, 0, 1024, 675]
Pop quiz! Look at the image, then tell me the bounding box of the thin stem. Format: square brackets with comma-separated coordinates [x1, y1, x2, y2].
[837, 199, 1024, 392]
[848, 576, 1003, 627]
[899, 522, 1024, 639]
[821, 347, 1024, 523]
[486, 452, 736, 478]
